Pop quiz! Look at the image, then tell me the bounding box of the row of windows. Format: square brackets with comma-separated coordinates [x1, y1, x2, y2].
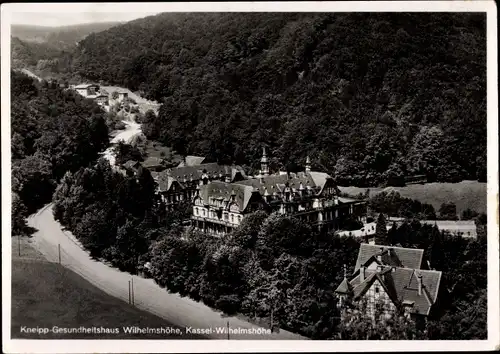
[193, 207, 243, 224]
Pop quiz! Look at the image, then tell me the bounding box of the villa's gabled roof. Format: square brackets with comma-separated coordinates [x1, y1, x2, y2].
[335, 277, 354, 294]
[354, 244, 424, 272]
[340, 243, 442, 316]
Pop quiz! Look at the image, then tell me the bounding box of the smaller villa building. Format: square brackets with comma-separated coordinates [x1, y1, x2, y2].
[335, 244, 443, 323]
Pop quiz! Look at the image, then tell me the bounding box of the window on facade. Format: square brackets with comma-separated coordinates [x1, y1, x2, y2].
[375, 285, 380, 293]
[231, 214, 234, 223]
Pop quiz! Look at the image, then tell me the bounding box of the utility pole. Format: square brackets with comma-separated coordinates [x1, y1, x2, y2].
[227, 321, 230, 340]
[58, 244, 61, 264]
[131, 278, 135, 306]
[128, 280, 131, 304]
[18, 235, 21, 257]
[270, 307, 274, 333]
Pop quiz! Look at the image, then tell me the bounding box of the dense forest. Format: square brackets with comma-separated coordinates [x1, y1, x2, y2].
[11, 71, 109, 235]
[11, 23, 121, 49]
[11, 12, 488, 340]
[11, 22, 120, 75]
[52, 159, 487, 339]
[59, 12, 487, 187]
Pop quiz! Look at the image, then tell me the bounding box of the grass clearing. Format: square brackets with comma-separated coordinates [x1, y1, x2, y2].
[339, 180, 486, 215]
[11, 240, 201, 339]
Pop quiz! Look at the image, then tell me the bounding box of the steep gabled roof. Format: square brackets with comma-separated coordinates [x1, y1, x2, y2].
[335, 277, 354, 294]
[236, 171, 333, 196]
[167, 162, 245, 181]
[354, 244, 424, 271]
[153, 172, 184, 192]
[343, 265, 442, 316]
[178, 156, 206, 167]
[123, 160, 141, 170]
[142, 156, 164, 168]
[351, 268, 397, 299]
[198, 181, 257, 212]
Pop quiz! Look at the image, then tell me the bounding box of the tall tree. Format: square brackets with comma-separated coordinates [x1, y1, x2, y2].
[375, 213, 388, 245]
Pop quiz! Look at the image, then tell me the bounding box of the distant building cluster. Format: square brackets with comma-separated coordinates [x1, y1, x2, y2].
[70, 83, 129, 110]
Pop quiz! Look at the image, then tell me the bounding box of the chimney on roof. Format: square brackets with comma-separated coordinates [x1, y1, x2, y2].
[377, 247, 384, 263]
[417, 273, 423, 295]
[305, 155, 311, 173]
[360, 265, 365, 282]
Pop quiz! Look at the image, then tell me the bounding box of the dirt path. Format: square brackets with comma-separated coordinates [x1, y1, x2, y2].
[27, 205, 305, 340]
[101, 120, 142, 166]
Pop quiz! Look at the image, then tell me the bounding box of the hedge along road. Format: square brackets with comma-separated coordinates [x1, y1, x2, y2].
[27, 205, 305, 340]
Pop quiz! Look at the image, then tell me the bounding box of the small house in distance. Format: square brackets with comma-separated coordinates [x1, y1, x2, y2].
[74, 83, 99, 97]
[94, 94, 109, 107]
[178, 156, 206, 167]
[118, 92, 128, 101]
[141, 156, 167, 172]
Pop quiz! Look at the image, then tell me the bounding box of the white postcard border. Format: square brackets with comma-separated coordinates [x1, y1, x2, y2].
[1, 1, 498, 353]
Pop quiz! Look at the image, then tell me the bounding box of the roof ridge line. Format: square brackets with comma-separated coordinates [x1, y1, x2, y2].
[361, 244, 425, 252]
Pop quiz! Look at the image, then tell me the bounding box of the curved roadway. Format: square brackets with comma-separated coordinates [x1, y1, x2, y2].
[24, 94, 304, 340]
[27, 205, 304, 340]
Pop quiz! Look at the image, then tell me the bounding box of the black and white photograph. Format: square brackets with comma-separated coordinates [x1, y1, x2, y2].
[1, 1, 498, 353]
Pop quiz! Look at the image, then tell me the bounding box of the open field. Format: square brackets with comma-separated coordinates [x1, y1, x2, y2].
[11, 239, 201, 339]
[339, 180, 487, 215]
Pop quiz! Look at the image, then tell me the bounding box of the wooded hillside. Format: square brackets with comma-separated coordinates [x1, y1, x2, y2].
[47, 13, 489, 186]
[12, 23, 121, 48]
[11, 71, 109, 235]
[11, 22, 121, 75]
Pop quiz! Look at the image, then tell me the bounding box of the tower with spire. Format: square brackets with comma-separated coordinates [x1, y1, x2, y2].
[260, 147, 269, 176]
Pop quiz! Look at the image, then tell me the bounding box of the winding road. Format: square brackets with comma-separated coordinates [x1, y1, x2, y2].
[27, 205, 303, 340]
[25, 111, 304, 340]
